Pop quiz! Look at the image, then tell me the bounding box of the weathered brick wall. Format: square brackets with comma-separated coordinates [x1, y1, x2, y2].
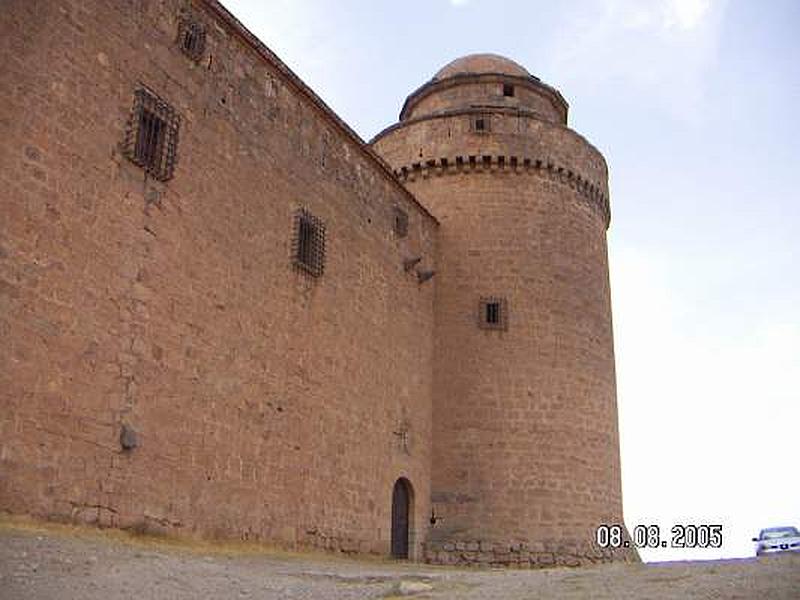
[0, 0, 436, 558]
[372, 65, 635, 566]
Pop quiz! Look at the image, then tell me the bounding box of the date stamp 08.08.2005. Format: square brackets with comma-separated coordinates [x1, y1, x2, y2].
[596, 524, 723, 549]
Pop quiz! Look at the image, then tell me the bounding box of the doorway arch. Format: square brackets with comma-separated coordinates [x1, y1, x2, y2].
[391, 477, 413, 559]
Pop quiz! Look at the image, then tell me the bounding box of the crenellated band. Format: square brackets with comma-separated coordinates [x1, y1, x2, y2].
[393, 154, 610, 228]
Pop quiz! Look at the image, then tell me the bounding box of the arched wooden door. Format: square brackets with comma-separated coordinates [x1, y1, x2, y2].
[391, 478, 411, 559]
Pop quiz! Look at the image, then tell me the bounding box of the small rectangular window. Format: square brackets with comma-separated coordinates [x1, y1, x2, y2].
[292, 209, 326, 277]
[471, 114, 490, 133]
[393, 207, 409, 238]
[479, 297, 508, 330]
[503, 83, 515, 97]
[135, 110, 165, 169]
[178, 19, 206, 62]
[486, 302, 500, 324]
[123, 88, 180, 181]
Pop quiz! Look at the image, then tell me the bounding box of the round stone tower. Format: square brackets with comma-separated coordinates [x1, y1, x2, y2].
[371, 54, 635, 566]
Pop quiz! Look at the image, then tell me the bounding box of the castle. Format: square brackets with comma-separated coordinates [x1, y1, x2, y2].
[0, 0, 635, 567]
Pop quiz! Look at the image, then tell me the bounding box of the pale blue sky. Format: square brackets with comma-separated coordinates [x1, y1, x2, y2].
[224, 0, 800, 561]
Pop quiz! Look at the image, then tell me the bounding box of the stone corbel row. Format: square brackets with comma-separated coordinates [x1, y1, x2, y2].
[393, 155, 610, 227]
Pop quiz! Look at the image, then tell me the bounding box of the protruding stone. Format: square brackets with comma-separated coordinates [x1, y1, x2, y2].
[119, 424, 138, 451]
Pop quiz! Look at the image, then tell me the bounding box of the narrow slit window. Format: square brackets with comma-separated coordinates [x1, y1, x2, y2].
[123, 88, 179, 181]
[479, 297, 508, 330]
[394, 207, 409, 238]
[486, 302, 500, 324]
[292, 209, 326, 277]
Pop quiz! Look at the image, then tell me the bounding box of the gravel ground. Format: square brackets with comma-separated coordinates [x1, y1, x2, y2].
[1, 522, 799, 599]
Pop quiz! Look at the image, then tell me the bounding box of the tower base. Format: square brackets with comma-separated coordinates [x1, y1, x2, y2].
[424, 538, 640, 568]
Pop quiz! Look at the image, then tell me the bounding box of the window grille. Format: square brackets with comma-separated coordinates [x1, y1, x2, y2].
[178, 19, 206, 61]
[394, 207, 409, 238]
[123, 88, 179, 182]
[292, 209, 326, 277]
[479, 297, 508, 330]
[471, 114, 490, 133]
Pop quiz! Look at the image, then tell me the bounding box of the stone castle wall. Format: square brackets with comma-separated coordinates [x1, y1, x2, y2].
[0, 0, 436, 558]
[1, 0, 634, 568]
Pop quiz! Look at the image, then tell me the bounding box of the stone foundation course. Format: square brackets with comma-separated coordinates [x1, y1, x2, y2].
[424, 540, 639, 568]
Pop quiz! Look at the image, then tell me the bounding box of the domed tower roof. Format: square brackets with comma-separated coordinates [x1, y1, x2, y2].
[433, 53, 533, 80]
[398, 53, 567, 124]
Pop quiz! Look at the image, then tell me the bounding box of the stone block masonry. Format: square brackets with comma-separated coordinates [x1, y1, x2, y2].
[424, 539, 636, 568]
[0, 0, 436, 560]
[1, 2, 635, 567]
[371, 54, 638, 565]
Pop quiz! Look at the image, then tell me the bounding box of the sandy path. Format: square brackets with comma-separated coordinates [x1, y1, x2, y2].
[1, 522, 798, 599]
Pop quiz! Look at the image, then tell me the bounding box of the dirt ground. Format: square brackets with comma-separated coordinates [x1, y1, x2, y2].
[1, 519, 799, 599]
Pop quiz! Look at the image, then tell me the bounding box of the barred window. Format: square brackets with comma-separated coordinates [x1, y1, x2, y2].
[479, 297, 508, 330]
[393, 207, 409, 238]
[471, 114, 490, 133]
[292, 209, 326, 277]
[178, 19, 206, 61]
[123, 88, 179, 182]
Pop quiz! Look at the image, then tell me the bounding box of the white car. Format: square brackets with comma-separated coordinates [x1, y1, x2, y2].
[752, 526, 800, 556]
